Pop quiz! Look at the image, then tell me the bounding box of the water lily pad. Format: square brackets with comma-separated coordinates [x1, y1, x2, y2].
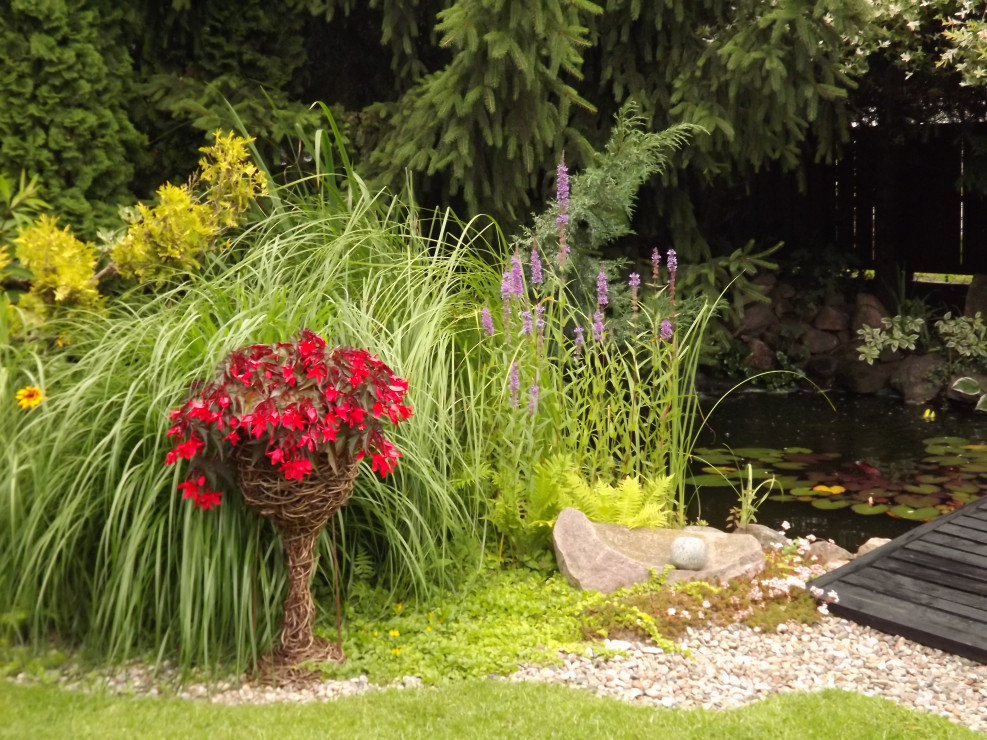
[790, 486, 824, 497]
[773, 461, 807, 470]
[851, 490, 890, 502]
[851, 503, 890, 515]
[692, 450, 739, 466]
[812, 484, 846, 494]
[685, 474, 738, 487]
[701, 466, 738, 475]
[949, 491, 981, 504]
[811, 499, 852, 510]
[963, 444, 987, 452]
[902, 483, 941, 495]
[894, 493, 941, 508]
[888, 505, 940, 521]
[925, 456, 969, 466]
[729, 447, 785, 461]
[915, 474, 950, 484]
[768, 495, 797, 502]
[925, 445, 969, 456]
[924, 436, 971, 446]
[945, 480, 980, 493]
[960, 463, 987, 474]
[783, 446, 813, 454]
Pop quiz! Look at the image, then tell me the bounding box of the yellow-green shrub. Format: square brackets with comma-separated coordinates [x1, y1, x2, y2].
[13, 215, 104, 320]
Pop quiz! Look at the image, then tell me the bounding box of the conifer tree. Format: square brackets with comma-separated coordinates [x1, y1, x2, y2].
[0, 0, 145, 238]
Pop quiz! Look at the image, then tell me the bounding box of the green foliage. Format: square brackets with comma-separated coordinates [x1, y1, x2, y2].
[368, 0, 603, 223]
[856, 315, 924, 363]
[0, 160, 492, 669]
[487, 454, 673, 562]
[725, 463, 782, 529]
[0, 1, 144, 238]
[0, 171, 48, 251]
[11, 215, 105, 328]
[111, 131, 269, 283]
[858, 311, 987, 375]
[950, 376, 987, 412]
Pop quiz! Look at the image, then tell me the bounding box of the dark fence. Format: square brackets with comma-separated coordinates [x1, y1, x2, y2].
[721, 124, 987, 276]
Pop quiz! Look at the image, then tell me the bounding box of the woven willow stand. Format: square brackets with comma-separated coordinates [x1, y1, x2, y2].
[237, 454, 358, 670]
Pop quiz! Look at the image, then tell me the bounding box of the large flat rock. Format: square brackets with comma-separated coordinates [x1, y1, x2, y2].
[552, 507, 765, 594]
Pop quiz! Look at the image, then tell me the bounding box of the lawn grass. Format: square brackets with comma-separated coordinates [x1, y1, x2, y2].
[0, 679, 976, 739]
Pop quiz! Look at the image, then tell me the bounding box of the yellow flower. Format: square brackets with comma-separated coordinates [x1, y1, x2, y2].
[391, 648, 402, 656]
[388, 629, 400, 637]
[15, 386, 45, 410]
[393, 602, 403, 613]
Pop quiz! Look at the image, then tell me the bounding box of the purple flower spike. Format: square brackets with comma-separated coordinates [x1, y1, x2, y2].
[660, 319, 674, 340]
[573, 326, 585, 354]
[530, 247, 543, 285]
[596, 269, 609, 307]
[481, 305, 495, 336]
[510, 253, 524, 297]
[556, 159, 570, 223]
[508, 362, 520, 407]
[527, 382, 540, 416]
[667, 249, 678, 278]
[592, 310, 605, 341]
[651, 248, 661, 284]
[628, 272, 641, 289]
[535, 304, 546, 335]
[520, 310, 533, 336]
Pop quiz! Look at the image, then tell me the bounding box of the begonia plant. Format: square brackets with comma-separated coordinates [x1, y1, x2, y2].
[165, 329, 412, 509]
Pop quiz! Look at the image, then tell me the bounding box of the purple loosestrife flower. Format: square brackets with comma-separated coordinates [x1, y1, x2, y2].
[592, 310, 605, 341]
[556, 158, 570, 268]
[527, 381, 540, 416]
[508, 362, 520, 407]
[556, 159, 570, 225]
[530, 247, 543, 285]
[596, 269, 609, 307]
[667, 248, 678, 302]
[535, 304, 546, 335]
[510, 253, 525, 297]
[660, 319, 674, 341]
[573, 326, 585, 355]
[520, 310, 533, 336]
[481, 305, 495, 336]
[651, 248, 661, 285]
[628, 272, 641, 314]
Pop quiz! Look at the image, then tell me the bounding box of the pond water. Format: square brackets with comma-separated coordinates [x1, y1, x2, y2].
[689, 390, 987, 552]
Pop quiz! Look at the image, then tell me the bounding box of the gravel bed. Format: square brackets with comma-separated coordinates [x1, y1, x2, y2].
[11, 618, 986, 734]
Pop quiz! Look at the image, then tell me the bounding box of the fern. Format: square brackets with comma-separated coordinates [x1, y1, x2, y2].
[488, 454, 674, 561]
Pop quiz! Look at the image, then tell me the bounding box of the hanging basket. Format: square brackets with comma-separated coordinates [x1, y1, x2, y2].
[236, 452, 359, 668]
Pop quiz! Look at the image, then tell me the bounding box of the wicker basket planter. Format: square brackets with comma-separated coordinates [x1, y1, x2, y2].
[237, 453, 359, 666]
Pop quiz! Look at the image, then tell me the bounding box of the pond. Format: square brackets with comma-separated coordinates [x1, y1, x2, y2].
[689, 390, 987, 552]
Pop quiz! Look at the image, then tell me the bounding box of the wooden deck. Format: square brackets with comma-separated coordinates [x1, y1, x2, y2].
[808, 496, 987, 663]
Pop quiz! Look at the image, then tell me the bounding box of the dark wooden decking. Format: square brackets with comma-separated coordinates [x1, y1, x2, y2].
[808, 496, 987, 663]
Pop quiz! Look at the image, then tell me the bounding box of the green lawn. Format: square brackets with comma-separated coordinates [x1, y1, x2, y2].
[0, 679, 976, 740]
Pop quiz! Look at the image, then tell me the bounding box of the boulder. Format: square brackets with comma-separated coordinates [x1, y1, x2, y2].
[835, 354, 895, 394]
[889, 353, 946, 404]
[852, 293, 889, 333]
[734, 303, 778, 338]
[734, 523, 789, 549]
[807, 540, 853, 565]
[552, 508, 765, 594]
[801, 327, 840, 355]
[856, 537, 891, 557]
[813, 304, 849, 333]
[743, 337, 776, 372]
[804, 354, 839, 381]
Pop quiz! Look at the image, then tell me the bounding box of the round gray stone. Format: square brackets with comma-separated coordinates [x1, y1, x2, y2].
[670, 536, 708, 570]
